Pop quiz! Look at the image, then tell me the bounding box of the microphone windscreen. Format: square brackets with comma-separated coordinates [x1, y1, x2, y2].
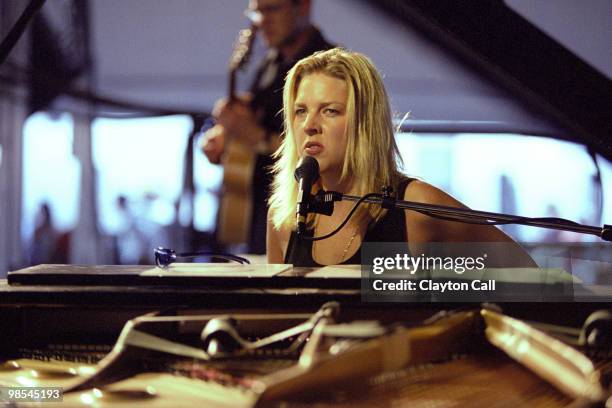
[294, 156, 320, 182]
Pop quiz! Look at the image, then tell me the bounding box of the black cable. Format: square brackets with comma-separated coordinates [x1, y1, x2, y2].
[154, 247, 250, 266]
[301, 193, 382, 241]
[410, 211, 583, 227]
[303, 191, 591, 242]
[176, 252, 250, 265]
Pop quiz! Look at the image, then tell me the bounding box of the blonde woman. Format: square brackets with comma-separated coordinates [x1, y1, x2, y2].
[267, 48, 532, 267]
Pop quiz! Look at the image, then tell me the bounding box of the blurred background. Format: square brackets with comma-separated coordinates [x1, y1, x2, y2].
[1, 0, 610, 278]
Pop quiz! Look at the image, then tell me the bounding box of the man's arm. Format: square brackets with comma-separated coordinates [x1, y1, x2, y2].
[202, 92, 282, 163]
[214, 94, 267, 146]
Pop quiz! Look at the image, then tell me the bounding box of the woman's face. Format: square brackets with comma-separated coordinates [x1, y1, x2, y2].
[292, 73, 349, 182]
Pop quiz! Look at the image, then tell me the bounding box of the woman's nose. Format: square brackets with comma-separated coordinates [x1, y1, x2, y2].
[304, 113, 321, 136]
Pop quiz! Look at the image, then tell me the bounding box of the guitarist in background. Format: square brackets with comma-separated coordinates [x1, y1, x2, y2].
[201, 0, 334, 254]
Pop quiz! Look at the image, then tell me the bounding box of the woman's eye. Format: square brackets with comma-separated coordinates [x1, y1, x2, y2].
[294, 108, 306, 115]
[324, 108, 339, 115]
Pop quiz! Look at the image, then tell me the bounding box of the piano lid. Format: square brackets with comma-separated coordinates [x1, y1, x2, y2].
[362, 0, 612, 161]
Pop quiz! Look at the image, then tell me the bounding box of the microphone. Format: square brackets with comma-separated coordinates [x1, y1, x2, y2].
[294, 156, 320, 236]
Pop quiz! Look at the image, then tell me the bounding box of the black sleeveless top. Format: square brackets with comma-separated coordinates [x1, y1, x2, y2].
[284, 179, 415, 267]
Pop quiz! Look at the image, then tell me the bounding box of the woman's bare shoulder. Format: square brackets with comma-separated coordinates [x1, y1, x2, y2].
[404, 179, 462, 207]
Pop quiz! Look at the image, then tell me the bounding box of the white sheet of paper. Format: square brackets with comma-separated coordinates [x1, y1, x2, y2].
[306, 264, 362, 278]
[140, 263, 292, 278]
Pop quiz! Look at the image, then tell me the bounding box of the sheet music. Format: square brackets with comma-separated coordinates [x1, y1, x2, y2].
[140, 263, 292, 278]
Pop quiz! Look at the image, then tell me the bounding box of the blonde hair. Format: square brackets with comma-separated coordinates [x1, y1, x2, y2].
[269, 48, 405, 230]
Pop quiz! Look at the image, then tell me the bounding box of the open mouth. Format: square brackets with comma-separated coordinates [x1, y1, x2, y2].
[304, 141, 323, 155]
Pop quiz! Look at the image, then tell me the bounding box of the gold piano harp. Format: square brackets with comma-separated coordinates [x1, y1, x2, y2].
[52, 306, 609, 406]
[217, 25, 258, 245]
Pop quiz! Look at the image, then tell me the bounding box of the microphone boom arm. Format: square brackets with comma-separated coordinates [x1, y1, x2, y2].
[310, 189, 611, 242]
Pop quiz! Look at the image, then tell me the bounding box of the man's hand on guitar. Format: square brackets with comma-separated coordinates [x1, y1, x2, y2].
[201, 124, 226, 165]
[213, 94, 266, 146]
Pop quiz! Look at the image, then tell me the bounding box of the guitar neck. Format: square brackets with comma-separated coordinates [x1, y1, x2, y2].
[227, 24, 257, 104]
[228, 70, 237, 103]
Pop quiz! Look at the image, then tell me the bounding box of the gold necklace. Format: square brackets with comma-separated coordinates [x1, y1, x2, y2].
[314, 214, 359, 264]
[339, 229, 358, 263]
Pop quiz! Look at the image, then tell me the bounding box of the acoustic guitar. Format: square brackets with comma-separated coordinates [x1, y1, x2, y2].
[217, 25, 258, 245]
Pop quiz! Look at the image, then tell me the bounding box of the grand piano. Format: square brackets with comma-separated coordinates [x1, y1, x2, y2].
[1, 1, 611, 406]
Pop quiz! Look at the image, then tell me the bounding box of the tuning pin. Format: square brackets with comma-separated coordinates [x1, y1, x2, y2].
[580, 310, 612, 356]
[318, 301, 340, 321]
[201, 317, 248, 356]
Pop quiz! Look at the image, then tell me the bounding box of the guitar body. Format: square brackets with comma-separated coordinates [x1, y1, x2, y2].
[218, 140, 256, 245]
[216, 26, 258, 246]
